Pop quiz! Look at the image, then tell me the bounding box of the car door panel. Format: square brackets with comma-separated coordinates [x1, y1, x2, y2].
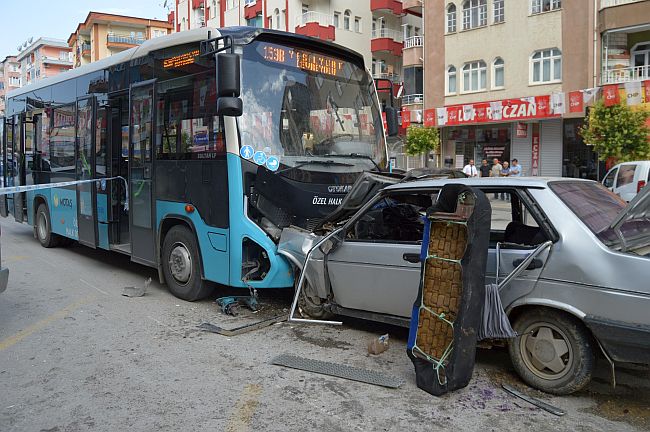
[327, 241, 421, 318]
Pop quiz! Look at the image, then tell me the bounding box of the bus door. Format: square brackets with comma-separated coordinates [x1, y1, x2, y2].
[75, 97, 98, 248]
[128, 80, 156, 265]
[0, 118, 6, 217]
[107, 94, 130, 249]
[12, 115, 24, 223]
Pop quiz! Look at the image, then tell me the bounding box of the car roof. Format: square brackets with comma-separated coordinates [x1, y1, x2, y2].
[383, 176, 596, 191]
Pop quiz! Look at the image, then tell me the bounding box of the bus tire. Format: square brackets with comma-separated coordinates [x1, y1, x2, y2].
[162, 225, 211, 301]
[35, 203, 59, 248]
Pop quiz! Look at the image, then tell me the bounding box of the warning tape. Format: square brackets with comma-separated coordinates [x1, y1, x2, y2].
[0, 176, 130, 210]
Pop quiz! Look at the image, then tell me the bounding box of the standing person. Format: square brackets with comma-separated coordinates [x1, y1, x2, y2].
[500, 161, 511, 200]
[463, 159, 478, 177]
[479, 159, 490, 177]
[490, 158, 503, 199]
[510, 158, 522, 177]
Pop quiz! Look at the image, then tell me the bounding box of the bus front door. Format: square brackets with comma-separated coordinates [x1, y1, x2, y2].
[76, 97, 98, 248]
[128, 81, 156, 266]
[0, 118, 7, 217]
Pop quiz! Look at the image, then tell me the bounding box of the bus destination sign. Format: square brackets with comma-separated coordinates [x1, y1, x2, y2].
[260, 44, 345, 77]
[163, 49, 200, 69]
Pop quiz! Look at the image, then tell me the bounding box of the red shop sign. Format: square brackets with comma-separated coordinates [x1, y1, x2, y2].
[444, 96, 560, 126]
[516, 122, 528, 138]
[531, 128, 540, 176]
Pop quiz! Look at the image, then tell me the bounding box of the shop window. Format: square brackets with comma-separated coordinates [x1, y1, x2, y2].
[492, 57, 504, 88]
[344, 10, 351, 30]
[562, 119, 601, 180]
[462, 0, 487, 30]
[531, 48, 561, 84]
[462, 60, 486, 92]
[447, 65, 457, 94]
[447, 4, 457, 33]
[531, 0, 561, 14]
[493, 0, 504, 23]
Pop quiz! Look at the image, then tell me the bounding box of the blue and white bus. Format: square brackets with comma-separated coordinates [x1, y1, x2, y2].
[0, 27, 391, 301]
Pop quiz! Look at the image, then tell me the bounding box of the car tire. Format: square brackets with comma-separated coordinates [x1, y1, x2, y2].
[298, 279, 334, 320]
[162, 225, 211, 301]
[508, 309, 594, 395]
[35, 203, 60, 248]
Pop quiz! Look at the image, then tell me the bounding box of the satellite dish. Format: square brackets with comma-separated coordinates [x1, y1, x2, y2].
[28, 37, 33, 44]
[17, 45, 22, 52]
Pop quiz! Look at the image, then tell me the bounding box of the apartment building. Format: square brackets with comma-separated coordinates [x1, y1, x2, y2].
[68, 12, 174, 67]
[0, 56, 21, 116]
[15, 38, 72, 87]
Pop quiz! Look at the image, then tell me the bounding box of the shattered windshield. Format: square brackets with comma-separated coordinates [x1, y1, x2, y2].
[238, 41, 386, 172]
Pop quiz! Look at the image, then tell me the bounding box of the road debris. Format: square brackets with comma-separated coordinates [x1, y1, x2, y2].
[198, 314, 287, 336]
[502, 383, 566, 416]
[367, 334, 390, 355]
[216, 295, 259, 316]
[122, 277, 151, 297]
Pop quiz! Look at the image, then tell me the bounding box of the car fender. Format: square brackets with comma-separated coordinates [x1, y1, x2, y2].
[276, 249, 328, 298]
[506, 297, 587, 320]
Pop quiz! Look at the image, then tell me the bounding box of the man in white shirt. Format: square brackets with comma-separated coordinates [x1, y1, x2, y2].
[463, 159, 478, 177]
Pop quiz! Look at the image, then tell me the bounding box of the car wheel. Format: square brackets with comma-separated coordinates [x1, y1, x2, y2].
[162, 225, 211, 301]
[35, 203, 60, 248]
[508, 309, 594, 395]
[298, 278, 334, 320]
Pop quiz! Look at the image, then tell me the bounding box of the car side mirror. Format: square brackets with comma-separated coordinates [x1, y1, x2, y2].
[384, 106, 398, 137]
[217, 97, 243, 117]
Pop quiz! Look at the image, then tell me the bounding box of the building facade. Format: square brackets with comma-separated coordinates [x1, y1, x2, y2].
[0, 56, 21, 116]
[423, 0, 607, 179]
[68, 12, 174, 67]
[15, 38, 73, 87]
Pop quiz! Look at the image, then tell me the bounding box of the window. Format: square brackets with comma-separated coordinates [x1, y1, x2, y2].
[268, 16, 273, 28]
[493, 57, 504, 88]
[462, 61, 486, 92]
[447, 65, 457, 94]
[532, 0, 561, 14]
[603, 168, 618, 188]
[274, 8, 280, 29]
[344, 10, 351, 30]
[59, 51, 68, 60]
[403, 66, 423, 96]
[447, 4, 457, 33]
[404, 24, 413, 39]
[531, 48, 561, 83]
[617, 165, 637, 187]
[493, 0, 504, 23]
[354, 16, 361, 33]
[631, 42, 650, 78]
[302, 3, 309, 14]
[333, 12, 340, 28]
[49, 105, 76, 174]
[462, 0, 487, 30]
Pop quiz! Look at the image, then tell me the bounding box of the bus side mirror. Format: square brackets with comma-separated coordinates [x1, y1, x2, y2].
[217, 53, 240, 97]
[384, 106, 398, 137]
[217, 97, 243, 117]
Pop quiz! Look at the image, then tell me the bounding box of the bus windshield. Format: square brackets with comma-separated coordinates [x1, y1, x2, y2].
[238, 41, 385, 171]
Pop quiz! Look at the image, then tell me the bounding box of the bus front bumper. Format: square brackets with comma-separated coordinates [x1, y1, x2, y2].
[0, 266, 8, 293]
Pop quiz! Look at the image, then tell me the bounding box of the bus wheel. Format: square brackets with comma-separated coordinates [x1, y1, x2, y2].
[36, 203, 59, 248]
[162, 225, 211, 301]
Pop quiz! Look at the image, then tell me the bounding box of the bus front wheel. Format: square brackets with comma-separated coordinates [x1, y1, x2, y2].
[162, 225, 211, 301]
[36, 203, 59, 248]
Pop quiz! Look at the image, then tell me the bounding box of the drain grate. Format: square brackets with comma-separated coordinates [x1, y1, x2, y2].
[271, 353, 403, 388]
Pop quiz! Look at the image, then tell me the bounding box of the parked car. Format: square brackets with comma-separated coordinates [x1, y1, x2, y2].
[279, 177, 650, 395]
[602, 160, 650, 201]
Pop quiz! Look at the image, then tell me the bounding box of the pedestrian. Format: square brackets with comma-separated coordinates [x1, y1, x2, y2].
[510, 158, 522, 177]
[479, 159, 490, 178]
[500, 161, 510, 200]
[490, 158, 502, 199]
[463, 159, 478, 177]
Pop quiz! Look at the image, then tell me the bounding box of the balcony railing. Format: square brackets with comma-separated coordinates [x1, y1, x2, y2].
[402, 93, 424, 105]
[107, 33, 146, 45]
[601, 65, 650, 84]
[404, 36, 423, 49]
[371, 28, 403, 43]
[295, 11, 333, 27]
[372, 72, 400, 82]
[600, 0, 645, 9]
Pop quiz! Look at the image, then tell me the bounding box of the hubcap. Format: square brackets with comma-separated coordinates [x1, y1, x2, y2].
[37, 212, 48, 240]
[169, 243, 192, 284]
[519, 322, 573, 380]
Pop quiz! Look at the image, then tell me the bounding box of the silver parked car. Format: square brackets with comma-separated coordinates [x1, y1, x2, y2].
[279, 177, 650, 394]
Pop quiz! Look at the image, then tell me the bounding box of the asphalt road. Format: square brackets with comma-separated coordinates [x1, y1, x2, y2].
[1, 218, 649, 431]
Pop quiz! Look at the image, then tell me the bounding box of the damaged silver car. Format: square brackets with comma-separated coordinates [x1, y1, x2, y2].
[278, 176, 650, 395]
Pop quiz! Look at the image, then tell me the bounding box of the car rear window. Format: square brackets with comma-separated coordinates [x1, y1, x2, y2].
[549, 181, 624, 237]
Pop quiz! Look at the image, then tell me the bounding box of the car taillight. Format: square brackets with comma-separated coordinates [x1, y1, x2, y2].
[638, 180, 647, 193]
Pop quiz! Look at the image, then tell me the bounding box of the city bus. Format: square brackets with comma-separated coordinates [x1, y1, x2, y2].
[0, 27, 392, 301]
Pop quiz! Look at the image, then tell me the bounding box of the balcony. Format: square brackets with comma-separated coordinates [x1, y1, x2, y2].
[372, 72, 400, 82]
[601, 65, 650, 84]
[107, 33, 146, 47]
[294, 12, 335, 41]
[403, 36, 423, 66]
[244, 0, 262, 20]
[402, 0, 422, 15]
[600, 0, 645, 9]
[402, 93, 423, 106]
[371, 0, 403, 15]
[81, 43, 91, 57]
[371, 29, 403, 56]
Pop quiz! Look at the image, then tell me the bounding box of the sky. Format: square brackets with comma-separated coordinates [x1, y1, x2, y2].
[1, 0, 170, 58]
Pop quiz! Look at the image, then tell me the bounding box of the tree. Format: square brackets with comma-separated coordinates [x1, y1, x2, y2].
[404, 125, 440, 156]
[580, 100, 650, 162]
